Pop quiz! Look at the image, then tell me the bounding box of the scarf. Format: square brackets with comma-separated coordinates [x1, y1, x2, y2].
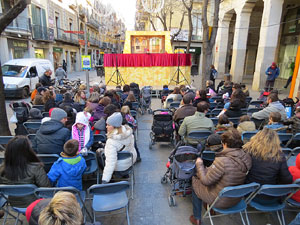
[72, 124, 90, 151]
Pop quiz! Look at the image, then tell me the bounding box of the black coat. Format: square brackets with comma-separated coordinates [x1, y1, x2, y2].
[246, 154, 292, 199]
[39, 74, 52, 87]
[224, 109, 243, 118]
[44, 99, 56, 112]
[36, 120, 70, 154]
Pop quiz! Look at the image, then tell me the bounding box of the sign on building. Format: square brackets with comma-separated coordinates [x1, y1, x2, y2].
[81, 55, 91, 69]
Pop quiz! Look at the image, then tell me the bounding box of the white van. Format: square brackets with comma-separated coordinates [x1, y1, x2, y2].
[3, 58, 54, 98]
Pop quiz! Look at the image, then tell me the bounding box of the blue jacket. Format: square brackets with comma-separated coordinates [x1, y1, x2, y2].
[265, 66, 280, 81]
[264, 122, 286, 133]
[48, 154, 86, 190]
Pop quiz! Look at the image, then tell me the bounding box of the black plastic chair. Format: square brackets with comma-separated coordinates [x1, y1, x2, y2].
[27, 134, 37, 152]
[37, 154, 60, 173]
[210, 109, 222, 117]
[32, 105, 45, 112]
[0, 136, 14, 150]
[23, 121, 42, 134]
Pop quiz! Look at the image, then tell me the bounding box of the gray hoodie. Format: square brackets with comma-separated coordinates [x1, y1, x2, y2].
[252, 101, 286, 121]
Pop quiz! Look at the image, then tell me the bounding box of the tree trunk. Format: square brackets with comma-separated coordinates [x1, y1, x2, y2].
[0, 0, 30, 136]
[186, 9, 192, 53]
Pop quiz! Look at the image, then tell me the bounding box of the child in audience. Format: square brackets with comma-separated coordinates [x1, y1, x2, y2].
[264, 112, 286, 132]
[237, 115, 256, 134]
[288, 154, 300, 203]
[121, 105, 137, 130]
[48, 139, 87, 190]
[71, 111, 94, 151]
[216, 114, 233, 132]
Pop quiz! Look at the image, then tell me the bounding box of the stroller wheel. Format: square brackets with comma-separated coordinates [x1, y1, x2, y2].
[148, 109, 152, 114]
[161, 176, 167, 184]
[168, 195, 176, 207]
[149, 142, 152, 149]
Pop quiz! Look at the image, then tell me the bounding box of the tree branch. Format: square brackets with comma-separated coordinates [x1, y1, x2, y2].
[209, 0, 220, 47]
[0, 0, 30, 35]
[171, 12, 185, 43]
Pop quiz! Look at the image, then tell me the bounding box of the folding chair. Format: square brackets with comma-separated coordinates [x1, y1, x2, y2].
[0, 184, 37, 225]
[209, 102, 217, 110]
[211, 96, 222, 102]
[27, 134, 37, 152]
[0, 136, 13, 150]
[32, 105, 45, 112]
[34, 186, 92, 221]
[228, 117, 240, 127]
[187, 130, 212, 142]
[210, 109, 222, 117]
[241, 108, 248, 115]
[131, 102, 139, 111]
[23, 121, 42, 134]
[241, 131, 258, 143]
[87, 181, 130, 225]
[169, 102, 180, 109]
[203, 182, 260, 225]
[42, 112, 49, 118]
[246, 97, 252, 104]
[93, 134, 107, 144]
[286, 147, 300, 167]
[277, 133, 293, 147]
[247, 108, 262, 115]
[248, 100, 264, 108]
[202, 150, 215, 166]
[211, 118, 219, 126]
[83, 151, 100, 184]
[286, 179, 300, 208]
[281, 148, 293, 160]
[247, 184, 300, 225]
[37, 154, 60, 173]
[130, 110, 137, 119]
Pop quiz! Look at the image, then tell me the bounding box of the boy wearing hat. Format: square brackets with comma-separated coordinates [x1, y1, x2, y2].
[48, 139, 86, 190]
[36, 108, 70, 154]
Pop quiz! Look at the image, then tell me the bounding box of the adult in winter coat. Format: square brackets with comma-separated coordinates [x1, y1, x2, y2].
[224, 99, 244, 118]
[252, 93, 286, 128]
[39, 69, 53, 87]
[289, 154, 300, 202]
[102, 112, 137, 183]
[244, 128, 292, 201]
[55, 64, 67, 85]
[36, 108, 70, 154]
[0, 136, 51, 208]
[190, 129, 251, 225]
[173, 94, 196, 123]
[48, 140, 86, 190]
[237, 115, 256, 134]
[265, 62, 280, 90]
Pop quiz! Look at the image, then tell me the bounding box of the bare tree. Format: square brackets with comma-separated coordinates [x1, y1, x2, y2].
[182, 0, 193, 53]
[200, 0, 220, 89]
[0, 0, 30, 136]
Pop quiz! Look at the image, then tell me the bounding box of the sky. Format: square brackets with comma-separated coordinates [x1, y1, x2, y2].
[101, 0, 137, 31]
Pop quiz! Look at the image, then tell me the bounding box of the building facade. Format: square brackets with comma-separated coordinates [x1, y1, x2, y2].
[214, 0, 300, 95]
[0, 0, 125, 72]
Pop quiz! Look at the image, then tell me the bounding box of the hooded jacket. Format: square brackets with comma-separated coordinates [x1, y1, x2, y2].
[265, 66, 280, 81]
[93, 104, 106, 121]
[36, 119, 70, 154]
[252, 101, 287, 121]
[192, 148, 252, 208]
[237, 121, 256, 133]
[289, 154, 300, 202]
[47, 154, 86, 190]
[102, 125, 137, 182]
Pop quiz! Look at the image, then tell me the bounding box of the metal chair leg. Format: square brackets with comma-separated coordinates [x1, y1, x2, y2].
[126, 205, 130, 225]
[281, 209, 286, 225]
[244, 209, 251, 225]
[276, 211, 283, 225]
[207, 206, 214, 225]
[240, 212, 246, 225]
[14, 212, 20, 225]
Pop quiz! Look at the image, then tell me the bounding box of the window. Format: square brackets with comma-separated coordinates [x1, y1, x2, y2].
[192, 13, 202, 40]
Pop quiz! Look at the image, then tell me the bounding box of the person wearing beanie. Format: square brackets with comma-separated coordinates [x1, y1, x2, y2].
[288, 154, 300, 202]
[71, 111, 94, 152]
[102, 112, 137, 183]
[28, 108, 43, 122]
[36, 108, 70, 154]
[265, 62, 280, 91]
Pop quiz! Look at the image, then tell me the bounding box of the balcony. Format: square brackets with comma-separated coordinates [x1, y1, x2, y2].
[89, 37, 99, 46]
[5, 15, 31, 34]
[55, 27, 79, 45]
[87, 18, 100, 29]
[32, 25, 54, 42]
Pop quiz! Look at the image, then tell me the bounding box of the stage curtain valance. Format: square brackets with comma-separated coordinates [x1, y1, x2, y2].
[104, 53, 191, 67]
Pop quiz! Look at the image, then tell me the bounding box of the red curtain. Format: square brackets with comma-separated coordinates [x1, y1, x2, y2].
[104, 53, 192, 67]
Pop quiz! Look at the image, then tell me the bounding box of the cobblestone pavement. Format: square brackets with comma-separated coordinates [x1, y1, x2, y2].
[2, 71, 298, 225]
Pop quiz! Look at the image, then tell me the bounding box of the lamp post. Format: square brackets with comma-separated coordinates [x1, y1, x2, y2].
[84, 16, 90, 90]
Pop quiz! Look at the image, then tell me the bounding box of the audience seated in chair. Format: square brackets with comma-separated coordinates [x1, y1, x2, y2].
[164, 87, 182, 109]
[193, 90, 209, 107]
[27, 108, 43, 122]
[26, 191, 83, 225]
[36, 108, 70, 154]
[43, 90, 57, 112]
[224, 99, 244, 118]
[264, 112, 286, 132]
[190, 129, 251, 225]
[243, 128, 292, 203]
[33, 87, 46, 105]
[47, 140, 87, 190]
[237, 115, 256, 134]
[102, 112, 137, 183]
[288, 154, 300, 203]
[0, 136, 51, 208]
[216, 114, 233, 132]
[179, 102, 214, 146]
[173, 94, 196, 123]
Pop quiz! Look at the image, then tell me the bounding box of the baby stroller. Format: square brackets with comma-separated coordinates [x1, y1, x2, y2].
[140, 86, 152, 115]
[149, 109, 175, 149]
[161, 145, 199, 207]
[130, 82, 140, 102]
[9, 101, 31, 135]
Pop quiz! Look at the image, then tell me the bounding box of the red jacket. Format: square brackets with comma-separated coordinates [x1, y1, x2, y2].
[289, 154, 300, 202]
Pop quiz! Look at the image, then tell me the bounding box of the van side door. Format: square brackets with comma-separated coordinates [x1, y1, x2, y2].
[28, 66, 39, 91]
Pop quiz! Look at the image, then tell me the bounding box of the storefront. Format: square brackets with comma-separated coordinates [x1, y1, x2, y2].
[53, 47, 63, 70]
[70, 52, 77, 72]
[7, 39, 29, 59]
[35, 48, 45, 59]
[278, 6, 300, 80]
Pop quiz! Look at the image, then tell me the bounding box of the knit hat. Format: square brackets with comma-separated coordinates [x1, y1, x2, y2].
[206, 134, 222, 152]
[51, 108, 67, 121]
[29, 108, 43, 119]
[107, 112, 122, 127]
[75, 111, 91, 126]
[37, 87, 46, 94]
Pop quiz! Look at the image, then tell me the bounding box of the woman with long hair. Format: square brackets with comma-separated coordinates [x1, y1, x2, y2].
[0, 136, 51, 208]
[193, 90, 209, 107]
[102, 112, 137, 183]
[243, 128, 292, 201]
[43, 90, 56, 112]
[164, 87, 182, 108]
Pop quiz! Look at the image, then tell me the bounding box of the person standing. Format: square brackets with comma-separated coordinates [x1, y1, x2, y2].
[62, 59, 67, 72]
[210, 65, 218, 89]
[284, 62, 295, 89]
[55, 64, 67, 85]
[265, 62, 280, 91]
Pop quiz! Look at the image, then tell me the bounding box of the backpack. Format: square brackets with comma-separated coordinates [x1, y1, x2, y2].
[9, 102, 31, 123]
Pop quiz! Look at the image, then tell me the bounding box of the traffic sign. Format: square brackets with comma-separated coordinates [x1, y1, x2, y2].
[81, 55, 91, 70]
